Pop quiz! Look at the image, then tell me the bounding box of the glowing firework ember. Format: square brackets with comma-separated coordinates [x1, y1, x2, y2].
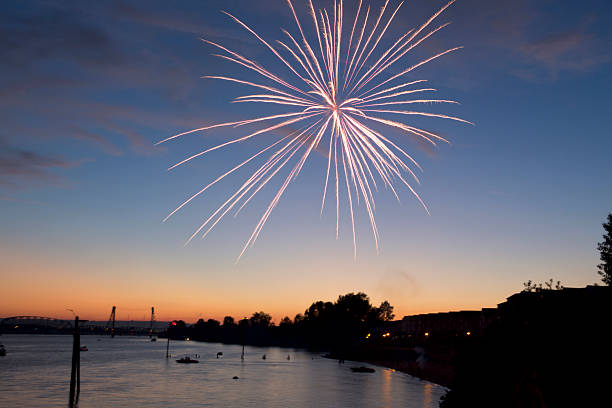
[158, 0, 471, 260]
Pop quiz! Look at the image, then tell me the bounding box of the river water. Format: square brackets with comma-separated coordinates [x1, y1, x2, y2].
[0, 334, 445, 407]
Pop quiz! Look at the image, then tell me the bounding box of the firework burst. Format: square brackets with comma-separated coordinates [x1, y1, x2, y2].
[158, 0, 471, 261]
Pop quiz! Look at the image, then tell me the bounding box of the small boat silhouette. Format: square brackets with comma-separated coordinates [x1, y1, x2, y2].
[350, 366, 375, 373]
[80, 346, 88, 352]
[176, 356, 199, 364]
[0, 345, 6, 356]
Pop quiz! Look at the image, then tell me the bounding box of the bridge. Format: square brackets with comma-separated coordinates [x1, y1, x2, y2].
[1, 316, 75, 334]
[0, 315, 166, 336]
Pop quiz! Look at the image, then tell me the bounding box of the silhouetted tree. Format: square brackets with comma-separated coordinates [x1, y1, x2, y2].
[176, 293, 394, 350]
[375, 301, 395, 321]
[597, 213, 612, 285]
[249, 311, 272, 328]
[279, 316, 293, 327]
[335, 292, 371, 320]
[522, 279, 564, 292]
[304, 301, 335, 321]
[167, 320, 188, 339]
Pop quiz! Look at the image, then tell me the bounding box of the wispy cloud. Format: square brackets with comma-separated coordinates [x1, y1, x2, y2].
[105, 124, 161, 156]
[404, 0, 610, 86]
[0, 0, 208, 159]
[516, 30, 610, 79]
[70, 127, 123, 157]
[375, 269, 420, 301]
[0, 142, 83, 189]
[0, 6, 121, 69]
[111, 1, 243, 41]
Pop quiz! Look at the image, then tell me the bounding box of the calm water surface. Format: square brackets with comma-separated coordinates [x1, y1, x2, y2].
[0, 334, 445, 407]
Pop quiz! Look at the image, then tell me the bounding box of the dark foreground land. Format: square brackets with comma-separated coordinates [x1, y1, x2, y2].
[435, 285, 612, 407]
[357, 286, 612, 407]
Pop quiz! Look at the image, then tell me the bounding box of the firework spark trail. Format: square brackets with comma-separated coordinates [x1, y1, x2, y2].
[159, 0, 471, 261]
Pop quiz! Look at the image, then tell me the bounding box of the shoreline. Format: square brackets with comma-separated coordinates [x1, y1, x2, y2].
[358, 358, 451, 388]
[324, 348, 454, 388]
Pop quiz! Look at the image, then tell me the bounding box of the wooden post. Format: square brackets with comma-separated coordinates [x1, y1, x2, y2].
[166, 332, 170, 358]
[69, 316, 79, 406]
[76, 329, 81, 402]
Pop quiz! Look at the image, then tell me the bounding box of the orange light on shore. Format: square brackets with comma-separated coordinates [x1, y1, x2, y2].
[466, 331, 471, 336]
[424, 332, 429, 337]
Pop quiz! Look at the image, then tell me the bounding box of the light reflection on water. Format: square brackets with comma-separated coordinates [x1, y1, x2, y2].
[0, 335, 445, 407]
[382, 367, 393, 407]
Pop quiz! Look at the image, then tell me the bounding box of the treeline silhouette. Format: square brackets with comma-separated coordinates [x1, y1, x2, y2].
[166, 292, 394, 350]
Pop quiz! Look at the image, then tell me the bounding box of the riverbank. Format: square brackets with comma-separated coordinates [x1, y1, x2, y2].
[360, 357, 452, 388]
[324, 346, 454, 388]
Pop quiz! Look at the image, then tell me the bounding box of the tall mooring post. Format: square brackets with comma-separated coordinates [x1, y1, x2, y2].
[166, 320, 176, 358]
[106, 306, 116, 338]
[149, 307, 155, 338]
[166, 322, 171, 358]
[69, 316, 80, 407]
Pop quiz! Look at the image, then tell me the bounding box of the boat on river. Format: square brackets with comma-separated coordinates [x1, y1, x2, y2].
[176, 356, 199, 364]
[80, 346, 88, 352]
[350, 366, 375, 373]
[0, 344, 6, 356]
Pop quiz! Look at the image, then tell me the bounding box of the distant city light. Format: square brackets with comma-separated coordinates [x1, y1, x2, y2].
[424, 332, 429, 337]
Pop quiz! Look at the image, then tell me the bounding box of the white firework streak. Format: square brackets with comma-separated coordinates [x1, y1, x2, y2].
[158, 0, 472, 261]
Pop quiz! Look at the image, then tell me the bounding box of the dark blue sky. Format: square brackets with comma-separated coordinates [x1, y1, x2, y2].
[1, 0, 611, 321]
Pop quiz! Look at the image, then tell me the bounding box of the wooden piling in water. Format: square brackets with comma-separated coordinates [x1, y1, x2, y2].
[69, 316, 79, 406]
